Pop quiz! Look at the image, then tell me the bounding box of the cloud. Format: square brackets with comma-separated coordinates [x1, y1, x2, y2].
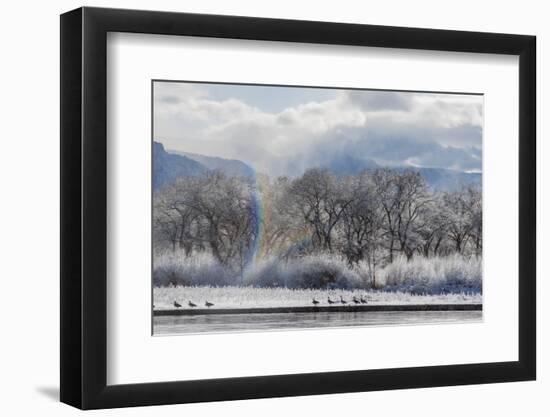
[343, 90, 413, 111]
[153, 82, 483, 176]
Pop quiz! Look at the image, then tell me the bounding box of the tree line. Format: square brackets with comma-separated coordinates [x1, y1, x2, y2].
[153, 168, 482, 282]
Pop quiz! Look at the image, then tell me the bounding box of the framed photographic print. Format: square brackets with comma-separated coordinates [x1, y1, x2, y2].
[60, 6, 536, 409]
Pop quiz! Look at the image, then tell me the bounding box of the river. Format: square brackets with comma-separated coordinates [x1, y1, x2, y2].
[153, 310, 482, 335]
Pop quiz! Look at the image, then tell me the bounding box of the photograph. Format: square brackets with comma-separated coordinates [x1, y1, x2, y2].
[53, 4, 539, 411]
[151, 81, 483, 335]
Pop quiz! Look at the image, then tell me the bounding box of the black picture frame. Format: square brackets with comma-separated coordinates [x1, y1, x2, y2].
[60, 6, 536, 410]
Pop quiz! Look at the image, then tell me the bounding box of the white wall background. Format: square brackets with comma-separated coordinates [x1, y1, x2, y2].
[0, 0, 545, 415]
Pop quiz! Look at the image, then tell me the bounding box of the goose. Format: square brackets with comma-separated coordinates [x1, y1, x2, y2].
[173, 301, 182, 308]
[352, 296, 361, 304]
[312, 298, 320, 305]
[360, 296, 368, 304]
[340, 296, 348, 305]
[327, 297, 336, 305]
[188, 300, 197, 308]
[205, 301, 214, 308]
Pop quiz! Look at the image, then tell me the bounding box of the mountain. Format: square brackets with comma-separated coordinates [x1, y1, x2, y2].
[171, 150, 255, 178]
[413, 167, 481, 192]
[153, 141, 207, 190]
[319, 154, 480, 191]
[154, 142, 481, 192]
[322, 154, 380, 175]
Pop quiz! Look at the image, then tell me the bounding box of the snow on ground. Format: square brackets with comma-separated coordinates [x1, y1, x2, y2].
[153, 285, 481, 310]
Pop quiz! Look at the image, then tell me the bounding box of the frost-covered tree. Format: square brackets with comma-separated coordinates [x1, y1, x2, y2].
[467, 185, 482, 257]
[153, 171, 258, 276]
[373, 169, 431, 261]
[415, 194, 449, 258]
[153, 180, 202, 254]
[254, 175, 307, 258]
[289, 168, 352, 253]
[337, 173, 385, 286]
[442, 185, 481, 255]
[153, 166, 482, 285]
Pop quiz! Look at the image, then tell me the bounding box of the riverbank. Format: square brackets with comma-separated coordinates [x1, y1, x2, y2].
[154, 303, 482, 316]
[154, 285, 482, 311]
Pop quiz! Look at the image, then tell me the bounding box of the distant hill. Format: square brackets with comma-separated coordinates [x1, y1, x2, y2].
[412, 167, 481, 192]
[322, 154, 480, 191]
[322, 154, 380, 175]
[171, 150, 255, 178]
[154, 141, 481, 192]
[153, 142, 207, 190]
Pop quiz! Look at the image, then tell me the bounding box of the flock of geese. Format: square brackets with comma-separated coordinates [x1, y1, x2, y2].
[173, 300, 215, 308]
[315, 295, 369, 305]
[171, 295, 369, 309]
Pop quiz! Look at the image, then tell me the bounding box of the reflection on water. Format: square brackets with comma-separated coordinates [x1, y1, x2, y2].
[153, 310, 482, 335]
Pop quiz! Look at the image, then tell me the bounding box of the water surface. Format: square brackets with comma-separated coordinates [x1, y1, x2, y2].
[154, 310, 482, 335]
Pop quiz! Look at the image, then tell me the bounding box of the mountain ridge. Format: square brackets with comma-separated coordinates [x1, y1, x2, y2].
[154, 141, 481, 192]
[153, 142, 207, 190]
[169, 149, 255, 178]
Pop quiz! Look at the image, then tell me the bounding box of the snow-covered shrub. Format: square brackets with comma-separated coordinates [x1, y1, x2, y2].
[351, 259, 379, 288]
[242, 257, 282, 287]
[153, 250, 236, 287]
[287, 254, 364, 289]
[154, 250, 481, 294]
[244, 253, 365, 290]
[378, 254, 482, 294]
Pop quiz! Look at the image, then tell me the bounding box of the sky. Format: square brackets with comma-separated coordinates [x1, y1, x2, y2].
[153, 81, 483, 177]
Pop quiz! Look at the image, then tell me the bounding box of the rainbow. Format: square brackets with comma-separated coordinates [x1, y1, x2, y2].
[249, 171, 266, 264]
[245, 168, 312, 267]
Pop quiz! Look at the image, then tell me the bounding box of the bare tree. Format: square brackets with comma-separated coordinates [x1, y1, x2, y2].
[153, 171, 258, 277]
[337, 173, 384, 286]
[415, 194, 449, 257]
[289, 169, 353, 252]
[153, 195, 180, 253]
[465, 185, 482, 257]
[153, 165, 482, 282]
[373, 169, 432, 261]
[254, 175, 307, 258]
[443, 186, 477, 255]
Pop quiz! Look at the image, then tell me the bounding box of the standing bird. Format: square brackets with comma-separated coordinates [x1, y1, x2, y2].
[205, 301, 214, 308]
[327, 297, 336, 305]
[312, 298, 320, 305]
[173, 300, 182, 308]
[340, 296, 348, 305]
[188, 300, 197, 308]
[360, 295, 368, 304]
[352, 296, 361, 304]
